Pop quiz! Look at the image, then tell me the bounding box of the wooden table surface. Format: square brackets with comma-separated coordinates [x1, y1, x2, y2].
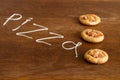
[0, 0, 120, 80]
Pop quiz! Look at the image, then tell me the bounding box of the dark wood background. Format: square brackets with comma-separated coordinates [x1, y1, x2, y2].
[0, 0, 120, 80]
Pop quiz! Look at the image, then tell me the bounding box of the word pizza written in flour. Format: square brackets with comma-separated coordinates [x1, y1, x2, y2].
[1, 13, 82, 57]
[3, 13, 64, 46]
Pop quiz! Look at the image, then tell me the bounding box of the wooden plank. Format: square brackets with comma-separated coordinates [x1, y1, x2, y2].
[0, 0, 120, 80]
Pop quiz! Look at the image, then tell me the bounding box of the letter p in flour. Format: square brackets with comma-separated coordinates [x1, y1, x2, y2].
[3, 13, 22, 26]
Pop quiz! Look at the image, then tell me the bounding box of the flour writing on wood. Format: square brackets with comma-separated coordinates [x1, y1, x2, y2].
[36, 32, 64, 46]
[3, 13, 23, 26]
[1, 13, 82, 57]
[16, 23, 48, 39]
[13, 17, 33, 31]
[62, 41, 82, 58]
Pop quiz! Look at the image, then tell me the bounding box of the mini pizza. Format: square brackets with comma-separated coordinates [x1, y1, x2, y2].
[79, 14, 101, 26]
[81, 29, 104, 43]
[84, 49, 109, 64]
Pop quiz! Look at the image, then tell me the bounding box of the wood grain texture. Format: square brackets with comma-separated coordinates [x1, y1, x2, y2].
[0, 0, 120, 80]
